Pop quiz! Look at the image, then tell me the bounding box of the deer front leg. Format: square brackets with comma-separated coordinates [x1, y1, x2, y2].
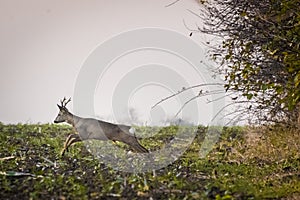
[61, 134, 81, 156]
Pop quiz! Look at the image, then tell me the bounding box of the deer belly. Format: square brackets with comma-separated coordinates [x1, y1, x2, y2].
[77, 129, 108, 141]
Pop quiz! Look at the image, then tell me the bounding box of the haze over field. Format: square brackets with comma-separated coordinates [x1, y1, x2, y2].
[0, 0, 222, 125]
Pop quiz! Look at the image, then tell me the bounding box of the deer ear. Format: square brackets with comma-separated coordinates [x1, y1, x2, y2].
[57, 104, 62, 109]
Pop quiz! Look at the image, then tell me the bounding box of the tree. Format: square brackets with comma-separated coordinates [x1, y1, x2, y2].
[194, 0, 300, 124]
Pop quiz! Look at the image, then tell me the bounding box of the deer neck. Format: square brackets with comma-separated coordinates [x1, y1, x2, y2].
[65, 112, 78, 127]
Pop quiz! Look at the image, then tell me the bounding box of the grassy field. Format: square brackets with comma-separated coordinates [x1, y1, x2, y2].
[0, 122, 299, 199]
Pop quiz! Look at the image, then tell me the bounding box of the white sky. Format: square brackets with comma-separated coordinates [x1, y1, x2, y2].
[0, 0, 224, 125]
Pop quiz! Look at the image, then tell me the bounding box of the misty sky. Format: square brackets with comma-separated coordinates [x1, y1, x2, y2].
[0, 0, 223, 125]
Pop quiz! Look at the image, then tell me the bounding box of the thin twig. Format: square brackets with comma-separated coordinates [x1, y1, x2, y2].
[0, 156, 15, 161]
[165, 0, 181, 8]
[174, 95, 201, 118]
[224, 108, 250, 126]
[187, 9, 203, 19]
[183, 19, 199, 32]
[151, 83, 223, 109]
[174, 90, 226, 118]
[206, 91, 235, 103]
[210, 100, 250, 123]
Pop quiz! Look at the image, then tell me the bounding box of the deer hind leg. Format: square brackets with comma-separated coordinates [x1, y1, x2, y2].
[60, 134, 82, 156]
[124, 135, 149, 153]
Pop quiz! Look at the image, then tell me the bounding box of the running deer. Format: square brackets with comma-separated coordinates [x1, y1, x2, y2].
[54, 97, 149, 156]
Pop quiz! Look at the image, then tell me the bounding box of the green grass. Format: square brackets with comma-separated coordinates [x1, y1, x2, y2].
[0, 122, 299, 199]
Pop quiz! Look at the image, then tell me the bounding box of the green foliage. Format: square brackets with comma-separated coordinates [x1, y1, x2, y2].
[0, 124, 299, 199]
[201, 0, 300, 123]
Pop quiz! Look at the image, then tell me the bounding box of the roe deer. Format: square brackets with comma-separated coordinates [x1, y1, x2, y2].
[54, 97, 149, 156]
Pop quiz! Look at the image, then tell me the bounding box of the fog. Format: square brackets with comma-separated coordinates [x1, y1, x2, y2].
[0, 0, 223, 125]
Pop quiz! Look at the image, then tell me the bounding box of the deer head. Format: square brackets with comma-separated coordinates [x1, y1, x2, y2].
[54, 97, 71, 123]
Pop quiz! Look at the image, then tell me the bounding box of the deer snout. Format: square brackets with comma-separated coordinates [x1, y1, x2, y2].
[54, 116, 64, 123]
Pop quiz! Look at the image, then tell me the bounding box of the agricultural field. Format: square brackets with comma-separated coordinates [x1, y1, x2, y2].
[0, 122, 299, 199]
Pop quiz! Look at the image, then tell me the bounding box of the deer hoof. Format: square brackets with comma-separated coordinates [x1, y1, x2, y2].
[60, 149, 66, 156]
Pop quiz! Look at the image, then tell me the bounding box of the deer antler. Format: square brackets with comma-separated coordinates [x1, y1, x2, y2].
[60, 97, 71, 108]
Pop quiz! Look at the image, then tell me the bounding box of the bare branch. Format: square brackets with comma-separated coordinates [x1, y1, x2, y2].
[174, 94, 201, 118]
[165, 0, 181, 8]
[151, 83, 223, 109]
[187, 9, 202, 19]
[183, 19, 199, 32]
[206, 91, 236, 103]
[174, 89, 225, 118]
[210, 100, 251, 123]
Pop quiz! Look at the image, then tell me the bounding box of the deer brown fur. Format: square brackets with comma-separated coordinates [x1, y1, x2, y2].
[54, 97, 148, 156]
